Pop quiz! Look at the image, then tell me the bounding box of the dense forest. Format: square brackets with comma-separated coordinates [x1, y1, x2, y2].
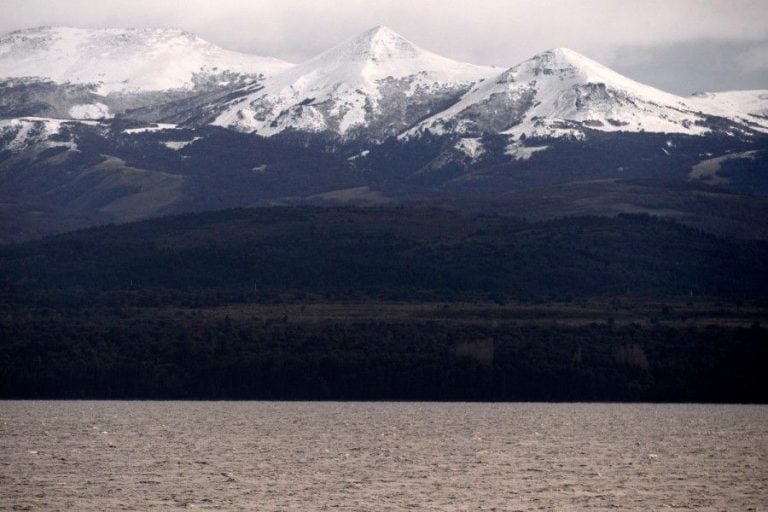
[2, 207, 767, 301]
[1, 207, 766, 401]
[2, 310, 765, 402]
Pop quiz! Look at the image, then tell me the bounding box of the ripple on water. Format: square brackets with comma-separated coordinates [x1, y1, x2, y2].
[0, 402, 766, 511]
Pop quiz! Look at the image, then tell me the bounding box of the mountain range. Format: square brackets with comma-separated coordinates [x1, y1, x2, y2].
[1, 25, 767, 242]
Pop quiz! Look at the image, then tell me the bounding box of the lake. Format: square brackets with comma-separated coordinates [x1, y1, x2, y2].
[1, 402, 766, 510]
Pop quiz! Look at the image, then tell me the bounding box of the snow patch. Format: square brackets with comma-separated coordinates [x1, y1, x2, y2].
[0, 116, 80, 152]
[123, 123, 177, 134]
[68, 102, 112, 120]
[690, 90, 768, 118]
[505, 143, 549, 161]
[162, 137, 201, 150]
[689, 90, 768, 133]
[347, 150, 370, 161]
[455, 137, 484, 159]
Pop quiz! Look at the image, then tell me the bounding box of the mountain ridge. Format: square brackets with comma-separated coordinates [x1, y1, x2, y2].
[212, 25, 498, 139]
[1, 25, 766, 137]
[1, 25, 767, 242]
[405, 47, 767, 142]
[0, 26, 294, 122]
[0, 26, 293, 94]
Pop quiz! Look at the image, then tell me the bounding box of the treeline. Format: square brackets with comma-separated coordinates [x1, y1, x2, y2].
[1, 310, 765, 401]
[2, 207, 767, 303]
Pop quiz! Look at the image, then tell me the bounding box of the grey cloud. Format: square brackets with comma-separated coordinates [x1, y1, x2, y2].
[736, 44, 768, 74]
[609, 40, 768, 95]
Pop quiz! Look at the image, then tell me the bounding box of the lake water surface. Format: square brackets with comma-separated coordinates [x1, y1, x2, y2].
[1, 402, 766, 510]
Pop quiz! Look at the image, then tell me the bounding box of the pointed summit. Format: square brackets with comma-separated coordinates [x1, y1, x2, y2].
[362, 24, 394, 35]
[296, 25, 426, 68]
[408, 47, 716, 139]
[340, 25, 420, 61]
[262, 24, 494, 85]
[213, 25, 496, 138]
[508, 47, 684, 105]
[503, 47, 620, 81]
[354, 25, 404, 43]
[536, 47, 620, 77]
[542, 47, 594, 61]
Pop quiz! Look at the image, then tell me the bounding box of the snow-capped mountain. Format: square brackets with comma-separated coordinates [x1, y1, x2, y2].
[406, 48, 768, 141]
[0, 27, 293, 120]
[1, 28, 767, 243]
[3, 26, 765, 142]
[0, 26, 292, 94]
[213, 25, 497, 140]
[689, 90, 768, 123]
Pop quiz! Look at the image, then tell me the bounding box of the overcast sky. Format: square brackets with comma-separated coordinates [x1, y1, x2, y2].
[1, 0, 766, 94]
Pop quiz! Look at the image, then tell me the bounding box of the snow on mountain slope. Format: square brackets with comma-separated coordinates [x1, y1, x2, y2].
[0, 27, 293, 95]
[0, 116, 98, 152]
[213, 25, 497, 139]
[3, 27, 766, 145]
[406, 48, 762, 140]
[689, 90, 768, 121]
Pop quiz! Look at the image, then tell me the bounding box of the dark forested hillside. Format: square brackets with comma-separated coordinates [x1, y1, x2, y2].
[1, 207, 766, 401]
[2, 207, 767, 301]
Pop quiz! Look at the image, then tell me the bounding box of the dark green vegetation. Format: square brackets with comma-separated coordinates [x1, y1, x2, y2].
[1, 207, 767, 401]
[3, 207, 767, 300]
[2, 306, 765, 401]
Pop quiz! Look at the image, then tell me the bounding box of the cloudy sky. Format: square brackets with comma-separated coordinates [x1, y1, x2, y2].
[1, 0, 766, 94]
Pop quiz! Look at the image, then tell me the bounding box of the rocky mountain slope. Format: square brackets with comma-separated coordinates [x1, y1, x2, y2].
[212, 25, 497, 140]
[0, 26, 293, 119]
[405, 48, 768, 142]
[1, 25, 767, 242]
[689, 89, 768, 126]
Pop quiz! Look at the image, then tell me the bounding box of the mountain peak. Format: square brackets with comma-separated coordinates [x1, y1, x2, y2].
[360, 24, 397, 37]
[268, 24, 493, 86]
[318, 25, 420, 63]
[547, 47, 585, 58]
[407, 46, 722, 140]
[213, 25, 496, 137]
[506, 46, 680, 103]
[521, 47, 611, 75]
